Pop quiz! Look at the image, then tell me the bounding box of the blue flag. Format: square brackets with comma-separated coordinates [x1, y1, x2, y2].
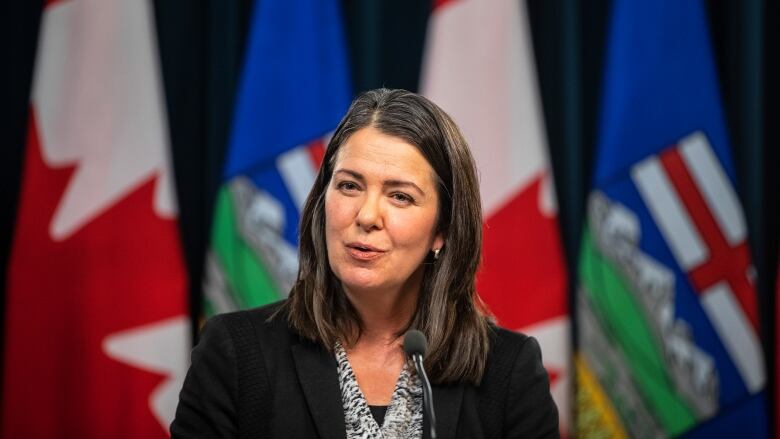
[575, 1, 767, 437]
[204, 0, 351, 314]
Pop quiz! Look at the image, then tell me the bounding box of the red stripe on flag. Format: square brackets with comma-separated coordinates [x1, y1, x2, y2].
[307, 139, 325, 170]
[659, 148, 758, 329]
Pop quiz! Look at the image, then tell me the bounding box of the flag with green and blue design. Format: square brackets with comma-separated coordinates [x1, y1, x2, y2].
[575, 1, 767, 437]
[204, 0, 351, 315]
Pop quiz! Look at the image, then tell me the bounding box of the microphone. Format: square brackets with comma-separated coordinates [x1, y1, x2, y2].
[403, 330, 436, 439]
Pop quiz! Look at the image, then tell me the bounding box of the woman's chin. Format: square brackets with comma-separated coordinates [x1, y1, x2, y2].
[341, 274, 400, 293]
[341, 278, 385, 293]
[338, 271, 390, 294]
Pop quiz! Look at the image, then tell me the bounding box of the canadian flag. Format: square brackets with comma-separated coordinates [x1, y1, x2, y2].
[3, 0, 190, 437]
[421, 0, 570, 433]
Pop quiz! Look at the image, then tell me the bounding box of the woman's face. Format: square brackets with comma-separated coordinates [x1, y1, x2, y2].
[324, 126, 444, 297]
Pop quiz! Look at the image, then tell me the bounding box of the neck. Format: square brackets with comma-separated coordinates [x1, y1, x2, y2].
[344, 269, 423, 346]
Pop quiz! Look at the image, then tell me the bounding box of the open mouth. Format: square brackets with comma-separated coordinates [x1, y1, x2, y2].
[346, 243, 385, 260]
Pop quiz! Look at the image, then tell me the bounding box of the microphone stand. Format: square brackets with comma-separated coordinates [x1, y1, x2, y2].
[411, 353, 437, 439]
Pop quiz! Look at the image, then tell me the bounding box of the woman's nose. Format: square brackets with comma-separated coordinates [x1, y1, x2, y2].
[355, 193, 383, 231]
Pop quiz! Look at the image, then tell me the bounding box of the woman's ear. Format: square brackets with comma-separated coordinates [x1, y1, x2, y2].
[432, 233, 444, 253]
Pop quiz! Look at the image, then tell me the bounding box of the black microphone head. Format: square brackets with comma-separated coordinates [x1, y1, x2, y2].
[403, 329, 427, 357]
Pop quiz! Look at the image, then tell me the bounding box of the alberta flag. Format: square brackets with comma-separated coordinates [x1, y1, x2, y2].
[204, 0, 351, 314]
[575, 1, 767, 438]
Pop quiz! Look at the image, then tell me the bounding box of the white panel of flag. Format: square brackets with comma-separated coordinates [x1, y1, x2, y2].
[277, 145, 318, 211]
[700, 282, 765, 393]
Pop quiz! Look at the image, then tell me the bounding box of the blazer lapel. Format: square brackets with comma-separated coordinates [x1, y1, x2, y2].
[291, 341, 346, 439]
[424, 383, 464, 439]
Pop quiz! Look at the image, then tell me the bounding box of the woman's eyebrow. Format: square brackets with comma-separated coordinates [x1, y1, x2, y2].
[384, 179, 425, 196]
[334, 168, 365, 182]
[334, 169, 425, 196]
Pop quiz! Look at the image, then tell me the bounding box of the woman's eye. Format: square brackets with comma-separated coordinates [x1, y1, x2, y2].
[391, 192, 414, 204]
[337, 181, 359, 192]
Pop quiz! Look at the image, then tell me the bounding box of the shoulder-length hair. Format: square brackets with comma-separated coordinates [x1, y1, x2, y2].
[280, 88, 491, 385]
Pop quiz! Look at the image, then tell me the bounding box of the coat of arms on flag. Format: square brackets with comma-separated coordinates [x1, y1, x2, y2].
[203, 0, 350, 316]
[204, 141, 325, 313]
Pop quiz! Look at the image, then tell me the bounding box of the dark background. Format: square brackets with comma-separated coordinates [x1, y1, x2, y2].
[2, 0, 777, 427]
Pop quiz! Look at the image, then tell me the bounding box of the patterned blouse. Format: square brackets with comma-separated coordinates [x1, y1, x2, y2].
[335, 342, 424, 438]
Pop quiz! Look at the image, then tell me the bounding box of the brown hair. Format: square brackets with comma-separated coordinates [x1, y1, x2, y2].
[280, 88, 491, 385]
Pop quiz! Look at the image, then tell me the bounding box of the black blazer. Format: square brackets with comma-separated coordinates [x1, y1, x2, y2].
[171, 302, 559, 438]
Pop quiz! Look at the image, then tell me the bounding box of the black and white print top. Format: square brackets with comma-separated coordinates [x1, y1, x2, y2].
[335, 341, 424, 438]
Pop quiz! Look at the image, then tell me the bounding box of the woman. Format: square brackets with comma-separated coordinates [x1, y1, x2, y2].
[171, 89, 559, 438]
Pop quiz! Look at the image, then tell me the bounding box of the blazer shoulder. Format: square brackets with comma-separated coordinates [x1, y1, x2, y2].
[486, 326, 559, 438]
[211, 299, 285, 324]
[205, 300, 288, 336]
[199, 300, 299, 365]
[479, 326, 535, 401]
[491, 325, 530, 344]
[486, 326, 552, 393]
[488, 325, 536, 363]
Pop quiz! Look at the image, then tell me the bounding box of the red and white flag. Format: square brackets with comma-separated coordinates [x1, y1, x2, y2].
[3, 0, 190, 437]
[421, 0, 570, 433]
